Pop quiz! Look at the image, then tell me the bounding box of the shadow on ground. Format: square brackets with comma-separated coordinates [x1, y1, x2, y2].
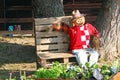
[0, 70, 35, 80]
[0, 41, 36, 66]
[0, 37, 37, 79]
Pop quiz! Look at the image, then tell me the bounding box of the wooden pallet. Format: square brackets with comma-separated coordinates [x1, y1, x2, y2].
[37, 52, 76, 68]
[35, 16, 76, 68]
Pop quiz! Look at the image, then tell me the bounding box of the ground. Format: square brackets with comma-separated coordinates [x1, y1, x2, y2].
[0, 36, 114, 79]
[0, 36, 36, 79]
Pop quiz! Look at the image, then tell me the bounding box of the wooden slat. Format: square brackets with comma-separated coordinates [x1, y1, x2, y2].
[35, 16, 71, 26]
[35, 18, 56, 25]
[36, 31, 68, 38]
[37, 52, 75, 59]
[85, 16, 97, 22]
[36, 44, 69, 51]
[0, 30, 34, 35]
[64, 9, 99, 15]
[36, 37, 69, 45]
[64, 3, 102, 9]
[0, 19, 6, 23]
[64, 57, 69, 64]
[6, 18, 34, 23]
[37, 49, 69, 53]
[40, 59, 47, 68]
[7, 6, 32, 10]
[35, 25, 51, 31]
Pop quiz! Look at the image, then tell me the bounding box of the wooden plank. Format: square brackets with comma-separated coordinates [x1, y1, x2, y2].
[7, 6, 32, 10]
[35, 16, 72, 26]
[36, 36, 69, 44]
[6, 18, 34, 23]
[56, 49, 69, 52]
[85, 16, 97, 21]
[36, 31, 68, 38]
[64, 3, 102, 6]
[0, 19, 6, 23]
[35, 18, 57, 25]
[36, 44, 69, 51]
[37, 53, 75, 59]
[64, 9, 99, 15]
[41, 59, 47, 68]
[64, 57, 69, 64]
[0, 30, 34, 35]
[64, 3, 102, 9]
[35, 25, 51, 31]
[37, 49, 69, 53]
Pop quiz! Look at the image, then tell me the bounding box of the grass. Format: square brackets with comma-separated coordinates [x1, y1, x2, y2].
[0, 36, 37, 79]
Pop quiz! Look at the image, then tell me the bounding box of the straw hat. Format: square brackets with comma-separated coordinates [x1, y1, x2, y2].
[72, 10, 85, 22]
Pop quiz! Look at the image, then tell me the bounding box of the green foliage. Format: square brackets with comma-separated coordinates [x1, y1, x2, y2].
[101, 65, 111, 80]
[112, 59, 119, 71]
[33, 62, 101, 79]
[60, 65, 82, 79]
[81, 62, 99, 80]
[101, 65, 111, 75]
[33, 61, 119, 79]
[3, 60, 119, 80]
[33, 61, 82, 79]
[2, 61, 118, 80]
[5, 77, 16, 80]
[33, 62, 63, 78]
[100, 59, 120, 80]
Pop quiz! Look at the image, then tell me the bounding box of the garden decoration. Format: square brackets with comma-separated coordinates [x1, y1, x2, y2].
[52, 9, 100, 68]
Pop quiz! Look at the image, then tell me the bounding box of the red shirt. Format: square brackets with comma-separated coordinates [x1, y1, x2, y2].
[68, 23, 99, 51]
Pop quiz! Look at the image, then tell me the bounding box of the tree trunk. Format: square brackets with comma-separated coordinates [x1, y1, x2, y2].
[95, 0, 120, 61]
[33, 0, 65, 18]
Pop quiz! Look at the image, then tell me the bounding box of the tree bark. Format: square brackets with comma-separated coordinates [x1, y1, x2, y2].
[95, 0, 120, 60]
[33, 0, 65, 18]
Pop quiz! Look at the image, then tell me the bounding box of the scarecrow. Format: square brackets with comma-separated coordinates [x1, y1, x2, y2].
[52, 10, 100, 68]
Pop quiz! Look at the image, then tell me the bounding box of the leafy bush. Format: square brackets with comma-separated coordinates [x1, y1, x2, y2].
[33, 61, 82, 79]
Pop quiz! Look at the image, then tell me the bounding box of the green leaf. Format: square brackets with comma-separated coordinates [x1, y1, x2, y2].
[101, 65, 111, 75]
[90, 63, 99, 69]
[85, 62, 90, 68]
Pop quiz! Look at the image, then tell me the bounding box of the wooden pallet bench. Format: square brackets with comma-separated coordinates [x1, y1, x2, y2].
[35, 16, 76, 68]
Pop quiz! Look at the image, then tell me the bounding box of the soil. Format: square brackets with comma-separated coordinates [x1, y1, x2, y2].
[0, 36, 36, 79]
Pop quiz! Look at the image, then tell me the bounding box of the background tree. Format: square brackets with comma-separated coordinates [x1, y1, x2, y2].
[33, 0, 65, 18]
[95, 0, 120, 60]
